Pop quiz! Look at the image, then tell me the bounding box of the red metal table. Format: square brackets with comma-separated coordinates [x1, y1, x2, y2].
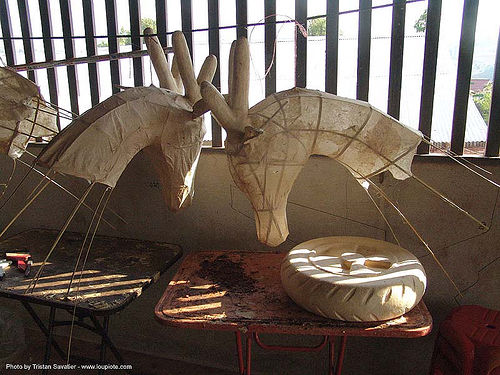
[155, 251, 433, 375]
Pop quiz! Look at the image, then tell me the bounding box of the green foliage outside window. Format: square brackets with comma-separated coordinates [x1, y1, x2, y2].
[414, 9, 427, 33]
[97, 18, 157, 47]
[308, 18, 326, 36]
[472, 82, 492, 123]
[307, 17, 343, 37]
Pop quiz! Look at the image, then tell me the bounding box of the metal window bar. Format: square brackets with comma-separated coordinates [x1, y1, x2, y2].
[129, 0, 143, 87]
[387, 0, 406, 119]
[38, 0, 59, 129]
[295, 0, 307, 88]
[236, 0, 247, 39]
[0, 0, 498, 158]
[357, 0, 371, 102]
[59, 0, 79, 116]
[485, 28, 500, 157]
[105, 0, 120, 95]
[417, 0, 442, 154]
[208, 0, 222, 147]
[155, 0, 167, 48]
[0, 0, 16, 66]
[17, 0, 35, 82]
[82, 0, 100, 107]
[325, 0, 339, 95]
[181, 0, 193, 56]
[450, 0, 480, 155]
[126, 1, 142, 87]
[264, 0, 276, 97]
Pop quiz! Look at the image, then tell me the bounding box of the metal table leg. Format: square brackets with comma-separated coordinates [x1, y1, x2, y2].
[329, 336, 335, 375]
[98, 316, 109, 375]
[235, 331, 244, 375]
[246, 333, 252, 375]
[335, 336, 347, 375]
[22, 301, 66, 360]
[89, 314, 131, 375]
[23, 302, 129, 375]
[42, 307, 56, 375]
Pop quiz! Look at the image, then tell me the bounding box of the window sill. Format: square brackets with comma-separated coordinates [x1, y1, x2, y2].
[27, 143, 500, 165]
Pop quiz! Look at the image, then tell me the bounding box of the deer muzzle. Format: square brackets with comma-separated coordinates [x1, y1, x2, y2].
[254, 206, 289, 247]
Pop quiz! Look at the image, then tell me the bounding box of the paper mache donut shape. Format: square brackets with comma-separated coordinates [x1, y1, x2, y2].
[280, 236, 427, 322]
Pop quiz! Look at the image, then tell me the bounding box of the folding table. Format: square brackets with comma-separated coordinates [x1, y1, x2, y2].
[0, 229, 182, 374]
[155, 251, 432, 375]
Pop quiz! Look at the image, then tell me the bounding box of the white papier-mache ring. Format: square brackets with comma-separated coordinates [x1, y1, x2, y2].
[280, 236, 427, 322]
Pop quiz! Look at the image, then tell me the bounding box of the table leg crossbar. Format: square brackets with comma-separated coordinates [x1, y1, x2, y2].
[21, 302, 131, 375]
[254, 333, 328, 352]
[235, 331, 347, 375]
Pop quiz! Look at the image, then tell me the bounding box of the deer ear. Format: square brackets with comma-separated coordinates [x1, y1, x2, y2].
[242, 126, 263, 143]
[191, 99, 210, 118]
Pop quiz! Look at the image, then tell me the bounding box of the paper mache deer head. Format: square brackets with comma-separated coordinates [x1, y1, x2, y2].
[200, 37, 423, 247]
[37, 30, 215, 211]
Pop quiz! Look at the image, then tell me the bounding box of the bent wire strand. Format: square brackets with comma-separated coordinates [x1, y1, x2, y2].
[0, 131, 124, 225]
[15, 156, 126, 227]
[0, 143, 45, 212]
[22, 118, 59, 135]
[66, 187, 112, 363]
[25, 182, 95, 294]
[421, 137, 499, 187]
[342, 162, 462, 297]
[16, 158, 119, 230]
[0, 159, 41, 211]
[349, 135, 490, 230]
[24, 165, 55, 203]
[65, 186, 111, 297]
[23, 151, 127, 225]
[412, 174, 488, 229]
[41, 98, 77, 118]
[0, 158, 16, 200]
[0, 122, 56, 139]
[27, 98, 77, 120]
[27, 95, 41, 140]
[24, 105, 73, 121]
[362, 183, 401, 246]
[0, 173, 53, 239]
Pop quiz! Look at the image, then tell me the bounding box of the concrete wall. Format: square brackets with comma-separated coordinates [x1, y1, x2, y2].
[1, 147, 499, 374]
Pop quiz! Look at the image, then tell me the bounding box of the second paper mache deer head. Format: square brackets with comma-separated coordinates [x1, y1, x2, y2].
[36, 30, 215, 211]
[200, 37, 423, 247]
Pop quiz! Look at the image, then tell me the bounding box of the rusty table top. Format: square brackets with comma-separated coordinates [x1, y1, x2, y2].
[0, 229, 182, 315]
[155, 251, 432, 337]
